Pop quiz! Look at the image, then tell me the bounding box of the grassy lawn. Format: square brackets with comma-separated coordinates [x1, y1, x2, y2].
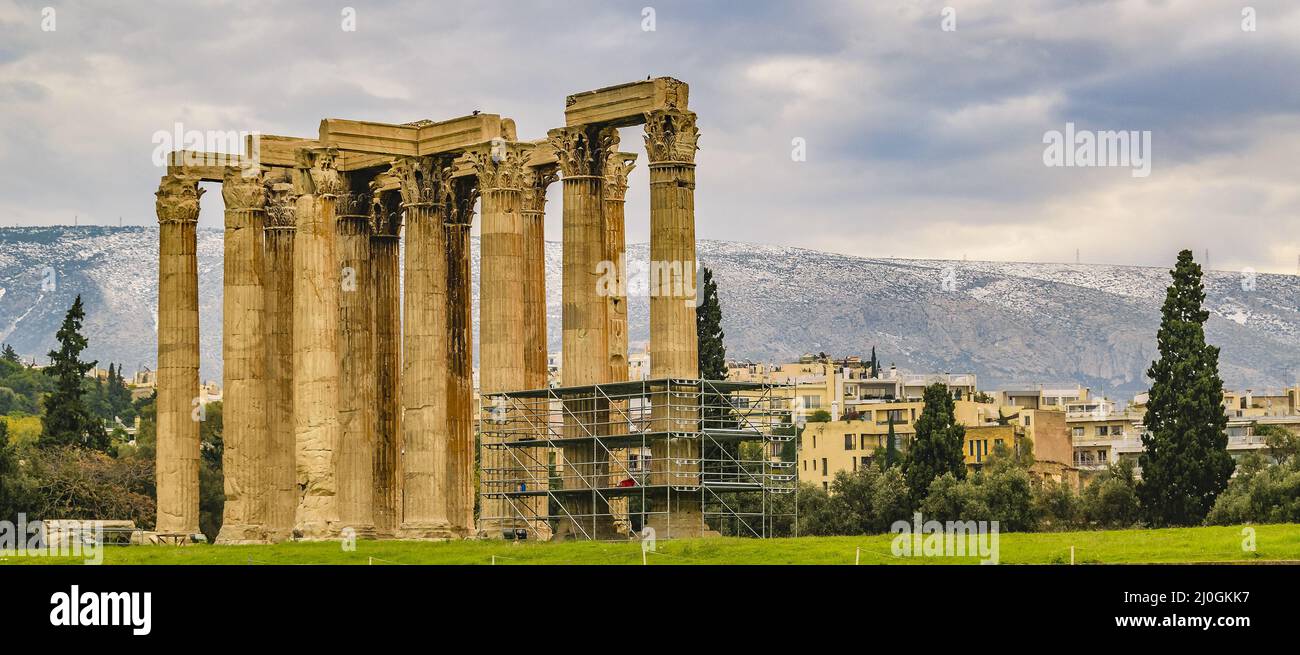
[3, 523, 1297, 565]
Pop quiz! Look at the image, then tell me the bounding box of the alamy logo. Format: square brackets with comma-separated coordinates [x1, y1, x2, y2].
[1042, 122, 1151, 178]
[890, 512, 1000, 564]
[50, 585, 152, 636]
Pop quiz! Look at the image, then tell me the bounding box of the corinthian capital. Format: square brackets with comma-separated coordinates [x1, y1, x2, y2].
[443, 176, 478, 227]
[467, 140, 534, 192]
[520, 164, 559, 214]
[336, 191, 373, 219]
[293, 147, 342, 197]
[603, 152, 637, 201]
[389, 155, 451, 207]
[643, 109, 699, 165]
[221, 167, 265, 212]
[547, 125, 619, 177]
[264, 182, 297, 229]
[156, 173, 204, 224]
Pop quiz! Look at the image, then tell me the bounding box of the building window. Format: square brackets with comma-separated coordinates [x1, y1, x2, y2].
[844, 434, 855, 450]
[812, 435, 817, 449]
[1072, 427, 1084, 437]
[861, 434, 870, 450]
[1096, 425, 1109, 437]
[1023, 415, 1032, 426]
[823, 481, 829, 492]
[812, 459, 816, 471]
[822, 458, 828, 476]
[801, 395, 821, 409]
[852, 457, 857, 471]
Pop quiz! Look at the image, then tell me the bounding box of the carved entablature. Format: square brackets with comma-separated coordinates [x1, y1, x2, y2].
[547, 125, 619, 178]
[643, 109, 699, 165]
[221, 167, 265, 213]
[336, 191, 373, 219]
[467, 141, 534, 192]
[293, 147, 342, 197]
[156, 174, 204, 224]
[603, 153, 637, 202]
[661, 78, 687, 111]
[264, 182, 297, 229]
[520, 164, 559, 214]
[389, 155, 452, 208]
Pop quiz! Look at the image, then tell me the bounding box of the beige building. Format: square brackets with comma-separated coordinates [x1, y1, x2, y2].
[1069, 386, 1300, 476]
[799, 396, 1078, 490]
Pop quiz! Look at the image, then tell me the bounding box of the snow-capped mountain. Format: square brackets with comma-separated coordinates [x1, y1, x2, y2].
[2, 226, 1298, 400]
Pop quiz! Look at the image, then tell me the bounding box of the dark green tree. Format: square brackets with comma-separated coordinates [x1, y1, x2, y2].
[1, 343, 19, 364]
[869, 346, 879, 378]
[880, 416, 899, 469]
[902, 383, 966, 503]
[1137, 250, 1234, 526]
[0, 420, 25, 523]
[39, 296, 108, 450]
[696, 266, 727, 380]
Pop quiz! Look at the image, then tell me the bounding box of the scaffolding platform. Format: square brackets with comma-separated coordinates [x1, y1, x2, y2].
[478, 378, 796, 540]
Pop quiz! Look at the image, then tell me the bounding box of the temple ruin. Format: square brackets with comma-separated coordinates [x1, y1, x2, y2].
[154, 78, 792, 542]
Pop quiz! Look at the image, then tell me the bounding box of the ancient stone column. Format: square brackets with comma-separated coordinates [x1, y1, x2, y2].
[391, 155, 454, 539]
[335, 188, 377, 537]
[644, 109, 704, 538]
[521, 165, 558, 391]
[602, 152, 636, 533]
[644, 109, 701, 378]
[549, 126, 619, 539]
[603, 153, 636, 385]
[518, 165, 558, 538]
[155, 173, 203, 536]
[217, 167, 270, 544]
[369, 188, 403, 538]
[443, 175, 477, 537]
[472, 142, 539, 538]
[291, 147, 343, 539]
[262, 180, 297, 542]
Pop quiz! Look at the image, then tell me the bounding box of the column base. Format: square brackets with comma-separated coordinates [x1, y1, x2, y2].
[216, 523, 273, 545]
[397, 521, 457, 541]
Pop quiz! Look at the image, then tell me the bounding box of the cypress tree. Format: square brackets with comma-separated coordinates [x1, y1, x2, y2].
[881, 416, 899, 469]
[0, 343, 18, 364]
[1138, 250, 1234, 526]
[902, 383, 966, 503]
[40, 295, 108, 450]
[696, 266, 727, 380]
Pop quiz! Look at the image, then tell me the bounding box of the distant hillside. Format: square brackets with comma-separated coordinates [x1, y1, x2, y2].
[2, 226, 1298, 400]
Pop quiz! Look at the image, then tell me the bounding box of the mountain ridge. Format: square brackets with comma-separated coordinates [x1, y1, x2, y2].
[2, 226, 1297, 401]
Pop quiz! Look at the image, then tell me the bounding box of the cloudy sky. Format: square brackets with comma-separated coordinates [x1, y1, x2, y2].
[1, 0, 1298, 273]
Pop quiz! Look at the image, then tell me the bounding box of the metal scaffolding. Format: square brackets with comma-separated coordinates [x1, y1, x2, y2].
[479, 378, 796, 540]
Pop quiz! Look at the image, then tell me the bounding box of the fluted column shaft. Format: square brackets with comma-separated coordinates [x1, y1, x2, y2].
[473, 144, 536, 537]
[549, 126, 618, 539]
[336, 193, 376, 536]
[371, 194, 403, 537]
[644, 109, 704, 538]
[292, 148, 343, 539]
[603, 153, 635, 384]
[217, 169, 269, 544]
[521, 167, 556, 391]
[155, 174, 203, 536]
[393, 156, 453, 539]
[262, 182, 297, 541]
[444, 180, 475, 537]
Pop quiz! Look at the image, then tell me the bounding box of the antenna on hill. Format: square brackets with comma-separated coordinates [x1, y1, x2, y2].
[1075, 248, 1080, 264]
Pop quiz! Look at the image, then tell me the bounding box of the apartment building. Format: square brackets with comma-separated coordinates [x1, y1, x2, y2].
[1068, 386, 1300, 475]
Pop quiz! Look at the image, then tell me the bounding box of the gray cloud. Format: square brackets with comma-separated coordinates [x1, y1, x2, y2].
[1, 0, 1298, 272]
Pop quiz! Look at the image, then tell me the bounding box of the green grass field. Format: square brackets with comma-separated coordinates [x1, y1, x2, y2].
[3, 523, 1298, 565]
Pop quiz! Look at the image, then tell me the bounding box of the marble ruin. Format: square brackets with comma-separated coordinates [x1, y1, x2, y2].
[154, 78, 705, 541]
